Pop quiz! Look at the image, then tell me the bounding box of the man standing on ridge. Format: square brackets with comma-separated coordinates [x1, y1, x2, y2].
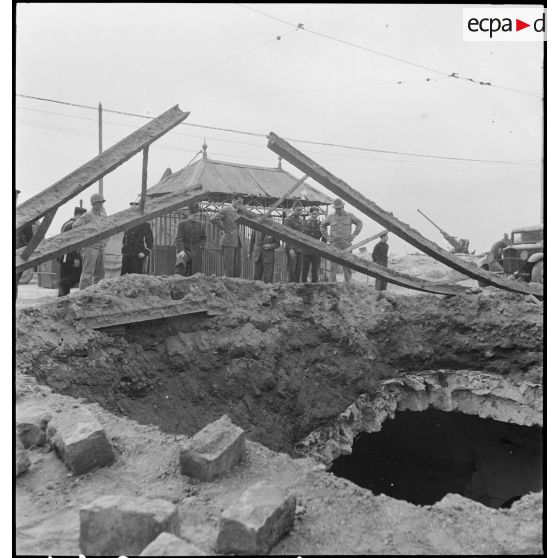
[210, 194, 244, 278]
[320, 198, 363, 282]
[372, 231, 389, 291]
[73, 192, 108, 289]
[284, 201, 305, 282]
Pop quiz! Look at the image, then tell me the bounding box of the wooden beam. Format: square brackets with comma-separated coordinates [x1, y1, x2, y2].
[139, 146, 149, 214]
[267, 132, 543, 298]
[237, 211, 468, 296]
[19, 208, 57, 260]
[260, 174, 309, 219]
[78, 303, 221, 330]
[16, 105, 189, 232]
[343, 229, 388, 253]
[15, 185, 205, 272]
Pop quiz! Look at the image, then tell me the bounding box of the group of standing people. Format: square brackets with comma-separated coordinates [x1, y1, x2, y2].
[18, 191, 390, 298]
[54, 193, 154, 297]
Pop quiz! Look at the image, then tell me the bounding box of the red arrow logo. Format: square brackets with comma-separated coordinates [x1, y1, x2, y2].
[516, 19, 530, 31]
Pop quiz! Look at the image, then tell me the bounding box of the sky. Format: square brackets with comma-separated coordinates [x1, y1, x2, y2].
[14, 3, 545, 256]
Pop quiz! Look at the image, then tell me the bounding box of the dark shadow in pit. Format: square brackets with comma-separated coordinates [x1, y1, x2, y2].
[330, 409, 542, 509]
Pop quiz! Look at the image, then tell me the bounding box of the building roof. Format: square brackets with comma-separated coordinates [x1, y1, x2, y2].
[146, 157, 332, 207]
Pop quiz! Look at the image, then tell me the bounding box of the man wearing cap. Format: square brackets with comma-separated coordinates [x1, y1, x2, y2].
[372, 232, 389, 291]
[121, 202, 154, 275]
[56, 207, 87, 296]
[210, 195, 244, 278]
[283, 201, 305, 282]
[73, 192, 108, 289]
[302, 206, 324, 283]
[175, 204, 206, 276]
[320, 198, 363, 282]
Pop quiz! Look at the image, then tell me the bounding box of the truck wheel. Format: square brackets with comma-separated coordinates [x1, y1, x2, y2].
[531, 261, 544, 284]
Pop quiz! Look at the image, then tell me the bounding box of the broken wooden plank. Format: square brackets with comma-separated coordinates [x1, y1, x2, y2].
[16, 106, 189, 232]
[15, 185, 205, 272]
[344, 229, 388, 253]
[78, 303, 221, 330]
[237, 211, 468, 296]
[261, 174, 309, 219]
[267, 132, 543, 298]
[19, 208, 57, 260]
[139, 147, 149, 214]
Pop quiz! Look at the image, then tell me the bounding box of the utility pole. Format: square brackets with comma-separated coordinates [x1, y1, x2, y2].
[98, 102, 103, 195]
[541, 57, 545, 225]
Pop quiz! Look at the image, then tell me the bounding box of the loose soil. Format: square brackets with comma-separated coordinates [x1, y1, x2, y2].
[15, 274, 543, 555]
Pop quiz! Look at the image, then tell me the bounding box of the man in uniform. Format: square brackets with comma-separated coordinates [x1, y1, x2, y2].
[248, 230, 280, 283]
[175, 204, 207, 276]
[283, 201, 304, 282]
[320, 198, 363, 282]
[301, 206, 323, 283]
[210, 195, 244, 278]
[121, 202, 154, 275]
[57, 206, 87, 296]
[372, 232, 389, 291]
[73, 192, 108, 289]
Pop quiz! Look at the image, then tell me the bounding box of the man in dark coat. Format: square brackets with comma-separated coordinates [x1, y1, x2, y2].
[283, 201, 304, 282]
[372, 232, 389, 291]
[249, 230, 280, 283]
[175, 204, 207, 276]
[121, 202, 154, 275]
[57, 206, 87, 296]
[15, 189, 36, 299]
[302, 206, 323, 283]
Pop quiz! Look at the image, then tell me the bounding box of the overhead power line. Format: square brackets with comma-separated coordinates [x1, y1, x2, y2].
[16, 93, 538, 166]
[112, 28, 297, 108]
[236, 3, 542, 99]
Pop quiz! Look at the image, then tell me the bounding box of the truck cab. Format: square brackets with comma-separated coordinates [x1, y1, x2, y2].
[503, 225, 544, 283]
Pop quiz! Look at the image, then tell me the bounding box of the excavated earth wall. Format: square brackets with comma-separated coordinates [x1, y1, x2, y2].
[15, 274, 544, 554]
[16, 274, 543, 453]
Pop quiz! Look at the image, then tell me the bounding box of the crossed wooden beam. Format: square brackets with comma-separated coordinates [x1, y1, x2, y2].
[14, 116, 543, 297]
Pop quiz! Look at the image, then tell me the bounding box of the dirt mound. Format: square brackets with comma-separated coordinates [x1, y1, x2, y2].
[390, 253, 482, 283]
[16, 274, 542, 453]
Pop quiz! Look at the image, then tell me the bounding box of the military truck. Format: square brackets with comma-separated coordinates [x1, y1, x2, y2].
[479, 225, 543, 284]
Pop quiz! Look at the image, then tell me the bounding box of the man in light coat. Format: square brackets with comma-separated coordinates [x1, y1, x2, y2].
[210, 195, 244, 278]
[73, 192, 108, 289]
[320, 198, 363, 282]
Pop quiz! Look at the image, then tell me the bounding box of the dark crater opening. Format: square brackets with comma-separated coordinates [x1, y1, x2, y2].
[330, 408, 542, 508]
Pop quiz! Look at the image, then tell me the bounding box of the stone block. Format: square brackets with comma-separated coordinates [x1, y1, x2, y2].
[180, 414, 245, 481]
[79, 494, 180, 556]
[139, 532, 203, 556]
[16, 406, 52, 448]
[16, 436, 31, 477]
[216, 481, 296, 555]
[46, 408, 115, 475]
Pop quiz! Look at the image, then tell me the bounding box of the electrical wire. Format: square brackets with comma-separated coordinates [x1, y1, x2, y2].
[236, 3, 542, 99]
[16, 93, 538, 165]
[112, 29, 297, 108]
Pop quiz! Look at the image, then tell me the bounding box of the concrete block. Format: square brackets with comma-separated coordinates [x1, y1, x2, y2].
[216, 481, 296, 555]
[16, 406, 52, 448]
[16, 436, 31, 477]
[139, 532, 203, 556]
[80, 494, 180, 556]
[180, 414, 245, 481]
[46, 408, 115, 475]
